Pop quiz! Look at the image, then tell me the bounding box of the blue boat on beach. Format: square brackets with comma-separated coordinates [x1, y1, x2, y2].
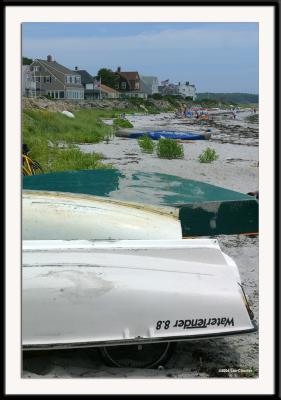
[116, 129, 211, 140]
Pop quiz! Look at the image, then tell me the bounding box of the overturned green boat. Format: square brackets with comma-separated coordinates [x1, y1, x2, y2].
[23, 170, 258, 237]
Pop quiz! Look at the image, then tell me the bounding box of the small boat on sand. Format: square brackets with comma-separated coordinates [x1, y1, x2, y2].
[23, 238, 257, 368]
[23, 170, 259, 237]
[116, 129, 211, 140]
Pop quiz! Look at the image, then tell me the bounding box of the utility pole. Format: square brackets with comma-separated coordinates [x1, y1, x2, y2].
[34, 68, 36, 98]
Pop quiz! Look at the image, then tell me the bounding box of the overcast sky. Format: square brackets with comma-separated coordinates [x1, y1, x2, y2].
[22, 22, 258, 93]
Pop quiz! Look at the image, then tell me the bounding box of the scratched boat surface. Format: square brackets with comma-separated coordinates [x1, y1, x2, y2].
[23, 170, 259, 236]
[22, 239, 257, 349]
[23, 190, 182, 240]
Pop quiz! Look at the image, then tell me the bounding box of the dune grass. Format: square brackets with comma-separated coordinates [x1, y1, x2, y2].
[113, 118, 134, 128]
[22, 109, 116, 172]
[198, 147, 219, 163]
[138, 135, 155, 153]
[156, 138, 184, 159]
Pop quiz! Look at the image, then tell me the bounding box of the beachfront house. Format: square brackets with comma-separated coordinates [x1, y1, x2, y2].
[158, 83, 178, 96]
[140, 76, 159, 95]
[74, 68, 99, 100]
[100, 84, 120, 99]
[176, 82, 197, 100]
[22, 65, 34, 97]
[24, 55, 84, 100]
[115, 67, 147, 98]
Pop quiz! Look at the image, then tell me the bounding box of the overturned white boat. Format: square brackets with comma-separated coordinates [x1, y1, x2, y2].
[22, 238, 256, 368]
[22, 190, 182, 241]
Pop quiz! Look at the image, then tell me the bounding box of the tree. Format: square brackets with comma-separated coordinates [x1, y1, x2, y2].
[22, 56, 33, 65]
[97, 68, 119, 89]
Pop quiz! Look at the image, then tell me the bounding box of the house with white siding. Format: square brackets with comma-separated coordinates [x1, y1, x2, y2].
[140, 76, 159, 95]
[176, 82, 197, 100]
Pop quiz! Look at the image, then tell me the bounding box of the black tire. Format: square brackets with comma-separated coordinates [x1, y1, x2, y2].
[99, 341, 176, 369]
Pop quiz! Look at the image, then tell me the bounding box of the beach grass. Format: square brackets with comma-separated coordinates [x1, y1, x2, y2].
[22, 109, 116, 172]
[156, 138, 184, 159]
[138, 134, 155, 153]
[113, 118, 134, 128]
[198, 147, 219, 163]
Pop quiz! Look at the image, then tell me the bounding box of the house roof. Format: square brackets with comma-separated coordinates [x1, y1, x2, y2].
[76, 70, 94, 84]
[33, 59, 84, 89]
[117, 71, 139, 80]
[101, 84, 119, 94]
[36, 59, 74, 75]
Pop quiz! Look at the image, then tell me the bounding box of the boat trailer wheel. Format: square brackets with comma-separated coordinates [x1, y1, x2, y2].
[99, 342, 176, 369]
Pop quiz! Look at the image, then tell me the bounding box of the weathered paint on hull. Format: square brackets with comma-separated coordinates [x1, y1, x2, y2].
[22, 239, 256, 349]
[23, 170, 259, 236]
[23, 191, 182, 240]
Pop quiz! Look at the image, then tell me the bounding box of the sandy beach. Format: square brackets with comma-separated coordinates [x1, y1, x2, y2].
[22, 109, 259, 379]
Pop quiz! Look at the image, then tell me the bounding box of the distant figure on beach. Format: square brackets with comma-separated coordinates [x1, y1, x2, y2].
[253, 108, 256, 114]
[120, 113, 126, 120]
[232, 110, 237, 119]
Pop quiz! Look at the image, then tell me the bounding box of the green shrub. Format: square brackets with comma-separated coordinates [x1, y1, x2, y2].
[138, 134, 155, 153]
[245, 114, 259, 123]
[156, 138, 184, 159]
[198, 147, 219, 163]
[113, 118, 133, 128]
[45, 147, 110, 172]
[151, 93, 163, 100]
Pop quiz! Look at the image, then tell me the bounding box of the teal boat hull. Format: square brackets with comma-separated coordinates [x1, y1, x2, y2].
[23, 170, 258, 237]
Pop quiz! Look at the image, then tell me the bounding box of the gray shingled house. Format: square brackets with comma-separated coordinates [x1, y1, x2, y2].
[74, 68, 100, 100]
[26, 55, 84, 100]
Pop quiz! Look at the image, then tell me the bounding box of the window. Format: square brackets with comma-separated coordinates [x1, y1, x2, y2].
[115, 83, 119, 89]
[59, 91, 64, 99]
[43, 76, 51, 83]
[35, 77, 41, 83]
[121, 82, 126, 89]
[135, 82, 140, 89]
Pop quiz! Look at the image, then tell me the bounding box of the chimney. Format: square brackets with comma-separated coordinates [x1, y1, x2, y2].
[117, 66, 121, 72]
[75, 66, 78, 71]
[47, 55, 53, 62]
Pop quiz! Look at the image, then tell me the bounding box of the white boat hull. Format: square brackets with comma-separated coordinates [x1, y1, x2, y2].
[22, 191, 182, 240]
[22, 239, 256, 349]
